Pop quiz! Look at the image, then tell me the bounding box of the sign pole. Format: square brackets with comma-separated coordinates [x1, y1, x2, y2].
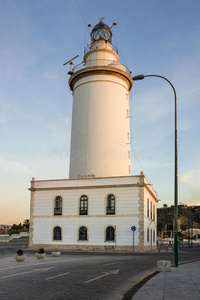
[131, 226, 137, 252]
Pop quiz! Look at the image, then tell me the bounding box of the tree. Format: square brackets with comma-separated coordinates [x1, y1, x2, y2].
[23, 219, 30, 231]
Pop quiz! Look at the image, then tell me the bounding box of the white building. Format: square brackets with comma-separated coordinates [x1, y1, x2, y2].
[29, 20, 158, 251]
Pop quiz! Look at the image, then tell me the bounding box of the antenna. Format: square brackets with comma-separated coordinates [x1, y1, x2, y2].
[63, 54, 80, 75]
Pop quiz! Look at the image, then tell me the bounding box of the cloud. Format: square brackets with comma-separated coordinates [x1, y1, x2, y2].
[0, 156, 31, 175]
[180, 169, 200, 187]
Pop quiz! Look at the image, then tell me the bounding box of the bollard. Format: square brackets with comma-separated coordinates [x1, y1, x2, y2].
[157, 260, 171, 272]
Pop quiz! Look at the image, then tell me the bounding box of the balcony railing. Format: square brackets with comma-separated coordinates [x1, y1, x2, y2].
[79, 208, 88, 215]
[54, 208, 62, 215]
[72, 59, 132, 75]
[106, 207, 115, 215]
[84, 42, 118, 54]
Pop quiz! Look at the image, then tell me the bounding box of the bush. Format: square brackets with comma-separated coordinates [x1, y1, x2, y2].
[38, 248, 45, 254]
[17, 249, 24, 256]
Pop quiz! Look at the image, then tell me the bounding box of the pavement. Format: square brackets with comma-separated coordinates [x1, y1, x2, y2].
[131, 260, 200, 300]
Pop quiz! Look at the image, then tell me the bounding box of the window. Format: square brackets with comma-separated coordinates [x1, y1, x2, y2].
[106, 226, 115, 241]
[80, 195, 88, 215]
[147, 198, 149, 218]
[147, 227, 149, 242]
[106, 194, 115, 215]
[54, 196, 62, 215]
[150, 201, 152, 219]
[153, 230, 155, 243]
[127, 132, 130, 140]
[129, 165, 131, 174]
[79, 226, 87, 240]
[153, 204, 155, 221]
[53, 226, 62, 240]
[128, 151, 130, 159]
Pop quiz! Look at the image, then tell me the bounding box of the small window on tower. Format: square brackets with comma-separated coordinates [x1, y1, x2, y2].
[127, 132, 129, 140]
[129, 165, 131, 174]
[128, 151, 130, 159]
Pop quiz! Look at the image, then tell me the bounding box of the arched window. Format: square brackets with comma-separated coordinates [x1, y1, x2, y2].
[53, 226, 62, 240]
[79, 195, 88, 215]
[106, 226, 115, 241]
[106, 194, 115, 215]
[54, 196, 62, 215]
[79, 226, 87, 240]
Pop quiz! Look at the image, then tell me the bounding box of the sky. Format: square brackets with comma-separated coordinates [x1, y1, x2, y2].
[0, 0, 200, 225]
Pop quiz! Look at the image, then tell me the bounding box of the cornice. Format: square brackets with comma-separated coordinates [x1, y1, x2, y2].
[68, 66, 133, 91]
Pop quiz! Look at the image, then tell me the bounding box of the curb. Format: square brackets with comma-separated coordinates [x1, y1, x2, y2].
[122, 257, 200, 300]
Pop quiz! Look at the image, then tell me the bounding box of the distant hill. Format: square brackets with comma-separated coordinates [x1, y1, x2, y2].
[157, 205, 200, 233]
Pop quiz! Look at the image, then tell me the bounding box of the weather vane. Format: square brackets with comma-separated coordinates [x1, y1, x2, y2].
[99, 17, 105, 23]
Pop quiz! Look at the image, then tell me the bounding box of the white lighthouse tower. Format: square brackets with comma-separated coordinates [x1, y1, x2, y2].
[29, 20, 158, 252]
[69, 20, 133, 179]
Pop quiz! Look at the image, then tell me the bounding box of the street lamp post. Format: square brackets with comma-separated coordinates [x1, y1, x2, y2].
[132, 74, 178, 267]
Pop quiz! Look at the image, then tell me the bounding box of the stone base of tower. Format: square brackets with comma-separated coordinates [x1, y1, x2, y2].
[29, 174, 158, 252]
[29, 244, 157, 252]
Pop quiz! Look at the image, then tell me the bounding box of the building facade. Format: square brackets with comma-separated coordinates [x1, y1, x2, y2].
[29, 173, 157, 251]
[29, 20, 158, 251]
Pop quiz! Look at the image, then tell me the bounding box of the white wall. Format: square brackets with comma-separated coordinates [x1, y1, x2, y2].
[69, 40, 132, 179]
[143, 188, 157, 247]
[32, 177, 141, 247]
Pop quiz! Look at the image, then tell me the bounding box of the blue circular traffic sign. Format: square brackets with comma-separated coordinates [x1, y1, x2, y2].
[131, 226, 137, 231]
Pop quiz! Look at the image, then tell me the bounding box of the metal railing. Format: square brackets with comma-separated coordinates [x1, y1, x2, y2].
[84, 43, 118, 54]
[54, 208, 62, 215]
[79, 208, 88, 215]
[106, 207, 115, 215]
[72, 59, 132, 75]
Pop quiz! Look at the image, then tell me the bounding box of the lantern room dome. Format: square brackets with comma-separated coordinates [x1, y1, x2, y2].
[91, 21, 112, 43]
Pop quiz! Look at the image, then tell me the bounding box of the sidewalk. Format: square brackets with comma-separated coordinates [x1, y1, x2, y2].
[132, 260, 200, 299]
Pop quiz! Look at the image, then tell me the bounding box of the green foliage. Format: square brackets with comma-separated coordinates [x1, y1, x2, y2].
[157, 205, 200, 234]
[17, 249, 24, 256]
[10, 219, 29, 235]
[38, 248, 45, 254]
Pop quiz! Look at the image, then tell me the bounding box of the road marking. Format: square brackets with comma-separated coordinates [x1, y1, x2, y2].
[45, 272, 70, 280]
[103, 262, 118, 266]
[0, 267, 53, 280]
[130, 269, 157, 286]
[84, 269, 119, 284]
[0, 256, 92, 271]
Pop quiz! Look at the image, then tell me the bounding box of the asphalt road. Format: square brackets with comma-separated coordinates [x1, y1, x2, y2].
[0, 246, 200, 300]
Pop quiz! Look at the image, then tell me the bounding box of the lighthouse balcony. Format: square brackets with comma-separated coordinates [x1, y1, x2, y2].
[72, 59, 132, 75]
[84, 42, 118, 54]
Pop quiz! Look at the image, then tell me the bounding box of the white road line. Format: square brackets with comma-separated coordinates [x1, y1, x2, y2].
[0, 267, 52, 280]
[84, 273, 109, 283]
[0, 256, 92, 271]
[103, 262, 118, 266]
[45, 272, 70, 280]
[84, 269, 119, 284]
